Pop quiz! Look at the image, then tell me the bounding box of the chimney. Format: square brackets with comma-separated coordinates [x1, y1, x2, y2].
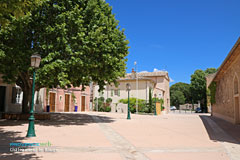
[131, 68, 136, 79]
[132, 68, 135, 73]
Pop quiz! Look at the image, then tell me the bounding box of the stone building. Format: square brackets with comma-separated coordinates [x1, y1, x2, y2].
[208, 37, 240, 124]
[94, 70, 170, 113]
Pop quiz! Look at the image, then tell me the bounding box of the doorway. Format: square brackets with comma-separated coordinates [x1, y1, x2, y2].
[0, 86, 6, 112]
[64, 94, 70, 112]
[234, 76, 239, 124]
[235, 97, 239, 124]
[81, 96, 85, 111]
[49, 92, 56, 112]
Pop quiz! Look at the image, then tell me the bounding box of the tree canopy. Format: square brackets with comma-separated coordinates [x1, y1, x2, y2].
[170, 82, 191, 104]
[205, 68, 217, 75]
[170, 90, 185, 108]
[0, 0, 129, 112]
[0, 0, 41, 26]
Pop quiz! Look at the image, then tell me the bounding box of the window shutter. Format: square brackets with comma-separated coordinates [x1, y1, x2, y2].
[118, 89, 120, 96]
[111, 90, 113, 96]
[11, 87, 16, 104]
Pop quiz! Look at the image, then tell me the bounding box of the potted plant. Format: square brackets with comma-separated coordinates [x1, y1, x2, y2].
[71, 92, 78, 112]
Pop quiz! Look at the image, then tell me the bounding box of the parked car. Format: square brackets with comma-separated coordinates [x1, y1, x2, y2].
[195, 107, 202, 113]
[170, 106, 177, 110]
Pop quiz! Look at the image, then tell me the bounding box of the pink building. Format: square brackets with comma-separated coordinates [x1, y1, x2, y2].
[44, 86, 90, 112]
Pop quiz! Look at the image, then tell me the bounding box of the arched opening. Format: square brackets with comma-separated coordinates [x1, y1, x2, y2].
[234, 75, 239, 124]
[234, 77, 238, 95]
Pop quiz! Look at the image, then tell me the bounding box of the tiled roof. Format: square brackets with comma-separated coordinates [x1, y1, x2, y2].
[126, 71, 168, 77]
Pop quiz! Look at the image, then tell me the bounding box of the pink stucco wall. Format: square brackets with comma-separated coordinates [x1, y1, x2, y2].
[43, 86, 90, 112]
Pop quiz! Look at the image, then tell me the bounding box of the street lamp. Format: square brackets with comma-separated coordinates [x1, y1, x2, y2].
[26, 53, 41, 137]
[154, 93, 157, 115]
[126, 83, 131, 120]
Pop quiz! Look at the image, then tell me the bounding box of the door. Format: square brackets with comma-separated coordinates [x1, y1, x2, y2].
[235, 97, 240, 123]
[49, 93, 56, 112]
[81, 96, 85, 111]
[0, 86, 6, 112]
[64, 94, 70, 112]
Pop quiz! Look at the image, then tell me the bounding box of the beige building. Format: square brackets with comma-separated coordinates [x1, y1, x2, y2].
[0, 74, 45, 113]
[207, 37, 240, 124]
[94, 70, 170, 112]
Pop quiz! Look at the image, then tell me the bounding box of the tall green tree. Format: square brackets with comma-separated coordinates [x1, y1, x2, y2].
[190, 68, 217, 112]
[148, 88, 153, 113]
[170, 82, 191, 104]
[0, 0, 129, 113]
[170, 90, 185, 108]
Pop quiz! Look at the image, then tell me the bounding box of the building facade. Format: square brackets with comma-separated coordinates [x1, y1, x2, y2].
[208, 37, 240, 124]
[94, 70, 170, 112]
[0, 74, 90, 113]
[0, 74, 45, 113]
[44, 87, 90, 112]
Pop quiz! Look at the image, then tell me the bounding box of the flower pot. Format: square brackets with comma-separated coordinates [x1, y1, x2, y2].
[74, 106, 78, 112]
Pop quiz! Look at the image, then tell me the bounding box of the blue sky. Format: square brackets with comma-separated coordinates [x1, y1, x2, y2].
[106, 0, 240, 85]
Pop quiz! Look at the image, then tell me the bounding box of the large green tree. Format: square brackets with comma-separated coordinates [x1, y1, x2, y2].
[190, 68, 217, 112]
[0, 0, 41, 26]
[170, 82, 191, 104]
[0, 0, 129, 113]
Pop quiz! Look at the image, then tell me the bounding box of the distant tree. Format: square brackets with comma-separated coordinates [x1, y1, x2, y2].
[170, 82, 191, 104]
[170, 90, 185, 108]
[0, 0, 129, 113]
[205, 68, 217, 75]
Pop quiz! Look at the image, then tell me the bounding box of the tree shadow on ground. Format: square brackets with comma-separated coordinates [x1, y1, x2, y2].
[199, 115, 240, 145]
[0, 128, 42, 160]
[0, 113, 115, 127]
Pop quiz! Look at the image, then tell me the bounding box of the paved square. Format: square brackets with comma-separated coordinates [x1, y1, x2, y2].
[0, 112, 239, 160]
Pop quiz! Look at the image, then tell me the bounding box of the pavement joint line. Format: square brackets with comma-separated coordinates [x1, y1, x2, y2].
[91, 115, 150, 160]
[203, 116, 240, 160]
[138, 147, 225, 153]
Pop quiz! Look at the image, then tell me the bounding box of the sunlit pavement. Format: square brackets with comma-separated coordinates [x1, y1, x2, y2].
[0, 112, 239, 160]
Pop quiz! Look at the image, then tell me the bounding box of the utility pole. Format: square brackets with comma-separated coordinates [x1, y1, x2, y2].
[134, 61, 138, 114]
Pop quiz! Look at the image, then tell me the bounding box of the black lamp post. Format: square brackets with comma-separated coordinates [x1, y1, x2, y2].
[126, 83, 131, 120]
[154, 93, 157, 115]
[26, 53, 41, 137]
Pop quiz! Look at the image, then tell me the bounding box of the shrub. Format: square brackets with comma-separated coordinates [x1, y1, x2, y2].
[119, 97, 146, 113]
[105, 106, 111, 112]
[106, 98, 112, 103]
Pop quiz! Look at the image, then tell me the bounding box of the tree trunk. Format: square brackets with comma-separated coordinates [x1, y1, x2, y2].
[22, 87, 32, 113]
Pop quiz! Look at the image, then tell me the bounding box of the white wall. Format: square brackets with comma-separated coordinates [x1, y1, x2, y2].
[94, 80, 154, 104]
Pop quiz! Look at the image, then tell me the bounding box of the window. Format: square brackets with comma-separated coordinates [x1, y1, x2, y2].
[111, 90, 113, 96]
[114, 90, 118, 96]
[114, 89, 120, 96]
[234, 77, 238, 95]
[12, 87, 22, 104]
[35, 91, 40, 104]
